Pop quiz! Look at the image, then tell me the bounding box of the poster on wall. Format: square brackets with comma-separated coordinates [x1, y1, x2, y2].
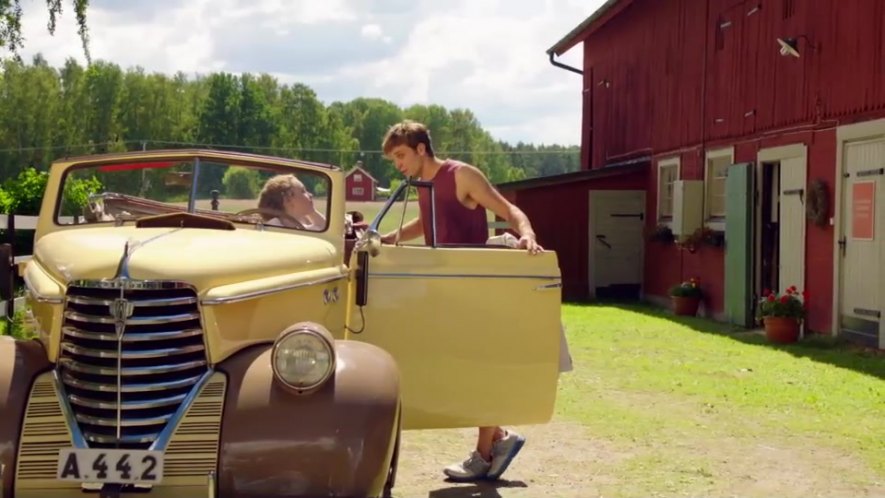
[852, 181, 876, 240]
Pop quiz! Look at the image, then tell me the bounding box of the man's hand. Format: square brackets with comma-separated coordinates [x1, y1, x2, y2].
[518, 234, 543, 255]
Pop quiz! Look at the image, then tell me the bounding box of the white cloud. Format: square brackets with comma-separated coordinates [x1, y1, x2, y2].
[13, 0, 601, 145]
[360, 23, 389, 43]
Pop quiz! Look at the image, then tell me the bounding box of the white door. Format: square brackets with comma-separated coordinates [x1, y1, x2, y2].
[778, 157, 806, 294]
[588, 190, 645, 298]
[839, 138, 884, 348]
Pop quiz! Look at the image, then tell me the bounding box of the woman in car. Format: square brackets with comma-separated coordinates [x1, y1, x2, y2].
[257, 173, 326, 230]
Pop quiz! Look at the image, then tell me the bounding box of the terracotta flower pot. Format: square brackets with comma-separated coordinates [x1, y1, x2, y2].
[671, 296, 700, 316]
[763, 316, 800, 344]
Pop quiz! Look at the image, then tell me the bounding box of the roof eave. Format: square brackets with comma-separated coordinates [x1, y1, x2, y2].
[496, 157, 650, 192]
[546, 0, 630, 56]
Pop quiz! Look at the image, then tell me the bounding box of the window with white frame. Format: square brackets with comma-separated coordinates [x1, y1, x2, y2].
[352, 187, 364, 195]
[657, 157, 680, 222]
[705, 147, 733, 221]
[354, 173, 363, 181]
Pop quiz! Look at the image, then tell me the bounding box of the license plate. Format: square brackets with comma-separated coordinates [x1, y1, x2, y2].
[56, 448, 164, 485]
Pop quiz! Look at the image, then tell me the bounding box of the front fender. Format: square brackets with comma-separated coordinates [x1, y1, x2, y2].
[0, 337, 52, 498]
[217, 339, 401, 498]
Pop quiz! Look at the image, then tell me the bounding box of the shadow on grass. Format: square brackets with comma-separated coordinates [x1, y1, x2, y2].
[568, 299, 885, 381]
[424, 479, 527, 498]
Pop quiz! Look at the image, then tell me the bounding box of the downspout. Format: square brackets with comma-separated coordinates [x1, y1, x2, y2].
[548, 50, 589, 169]
[548, 52, 583, 75]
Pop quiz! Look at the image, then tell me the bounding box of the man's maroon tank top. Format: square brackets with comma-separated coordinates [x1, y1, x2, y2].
[416, 160, 488, 246]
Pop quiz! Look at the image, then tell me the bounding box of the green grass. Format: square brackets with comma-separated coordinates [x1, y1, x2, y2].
[556, 302, 885, 495]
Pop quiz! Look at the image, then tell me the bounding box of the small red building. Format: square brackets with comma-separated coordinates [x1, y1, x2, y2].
[498, 0, 885, 349]
[345, 162, 377, 202]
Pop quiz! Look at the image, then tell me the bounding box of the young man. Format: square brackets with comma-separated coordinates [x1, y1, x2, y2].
[380, 120, 542, 482]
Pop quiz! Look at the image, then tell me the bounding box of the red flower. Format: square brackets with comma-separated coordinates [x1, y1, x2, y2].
[780, 295, 790, 304]
[802, 290, 809, 300]
[768, 295, 775, 302]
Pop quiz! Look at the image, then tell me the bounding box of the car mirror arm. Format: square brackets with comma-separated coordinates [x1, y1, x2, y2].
[354, 228, 382, 258]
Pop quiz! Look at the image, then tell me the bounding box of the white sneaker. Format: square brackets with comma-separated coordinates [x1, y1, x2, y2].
[487, 430, 526, 480]
[443, 451, 491, 482]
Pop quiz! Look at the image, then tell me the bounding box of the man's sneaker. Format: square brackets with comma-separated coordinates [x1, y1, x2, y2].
[443, 451, 491, 482]
[487, 430, 526, 480]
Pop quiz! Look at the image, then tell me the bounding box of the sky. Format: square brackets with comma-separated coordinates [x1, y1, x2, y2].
[16, 0, 603, 146]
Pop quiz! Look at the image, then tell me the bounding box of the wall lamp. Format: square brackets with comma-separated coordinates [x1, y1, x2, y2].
[777, 35, 817, 58]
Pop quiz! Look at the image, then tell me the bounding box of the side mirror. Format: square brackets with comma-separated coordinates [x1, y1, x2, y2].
[354, 229, 382, 258]
[352, 230, 380, 307]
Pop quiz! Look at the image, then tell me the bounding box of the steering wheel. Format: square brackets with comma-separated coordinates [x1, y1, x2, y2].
[234, 208, 305, 230]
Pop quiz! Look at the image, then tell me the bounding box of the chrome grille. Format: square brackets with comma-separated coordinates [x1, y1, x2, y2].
[57, 282, 207, 450]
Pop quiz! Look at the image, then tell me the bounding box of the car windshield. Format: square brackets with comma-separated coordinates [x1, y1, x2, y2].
[55, 156, 331, 232]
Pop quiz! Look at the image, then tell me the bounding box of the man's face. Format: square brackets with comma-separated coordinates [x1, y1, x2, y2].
[387, 144, 423, 178]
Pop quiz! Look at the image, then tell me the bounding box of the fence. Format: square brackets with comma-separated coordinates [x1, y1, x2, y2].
[1, 213, 36, 321]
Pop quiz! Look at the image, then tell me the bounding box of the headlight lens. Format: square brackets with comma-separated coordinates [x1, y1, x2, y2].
[271, 324, 335, 392]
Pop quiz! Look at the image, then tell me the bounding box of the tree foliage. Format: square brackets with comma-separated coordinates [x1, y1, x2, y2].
[1, 0, 90, 62]
[0, 56, 580, 191]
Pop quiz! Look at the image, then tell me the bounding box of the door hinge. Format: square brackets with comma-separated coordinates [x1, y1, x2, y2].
[853, 307, 881, 318]
[857, 167, 885, 177]
[837, 236, 846, 257]
[611, 213, 644, 220]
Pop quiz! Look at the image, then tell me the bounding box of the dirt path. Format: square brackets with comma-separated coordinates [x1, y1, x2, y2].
[390, 418, 885, 498]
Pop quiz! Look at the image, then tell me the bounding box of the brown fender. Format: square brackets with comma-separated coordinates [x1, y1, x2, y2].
[0, 337, 52, 498]
[216, 339, 401, 498]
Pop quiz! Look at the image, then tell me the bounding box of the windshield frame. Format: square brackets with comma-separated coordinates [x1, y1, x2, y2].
[52, 152, 335, 234]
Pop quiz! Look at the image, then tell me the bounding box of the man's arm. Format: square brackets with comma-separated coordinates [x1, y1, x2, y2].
[381, 215, 423, 244]
[457, 165, 543, 254]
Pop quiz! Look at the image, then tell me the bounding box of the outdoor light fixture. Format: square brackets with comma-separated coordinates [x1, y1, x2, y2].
[777, 35, 816, 58]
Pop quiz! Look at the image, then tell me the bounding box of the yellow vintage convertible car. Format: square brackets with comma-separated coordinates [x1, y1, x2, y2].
[0, 149, 563, 498]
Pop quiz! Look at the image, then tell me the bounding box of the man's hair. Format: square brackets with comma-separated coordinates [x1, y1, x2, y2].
[382, 120, 435, 158]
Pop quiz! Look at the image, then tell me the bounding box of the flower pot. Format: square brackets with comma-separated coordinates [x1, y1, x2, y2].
[671, 296, 700, 316]
[763, 316, 800, 344]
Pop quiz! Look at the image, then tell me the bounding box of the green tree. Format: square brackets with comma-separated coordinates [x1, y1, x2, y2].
[1, 0, 90, 62]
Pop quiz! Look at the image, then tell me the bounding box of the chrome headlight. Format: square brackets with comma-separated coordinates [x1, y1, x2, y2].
[271, 322, 336, 394]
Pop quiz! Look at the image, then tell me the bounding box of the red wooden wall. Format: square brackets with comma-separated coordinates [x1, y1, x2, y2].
[501, 170, 648, 301]
[642, 130, 836, 331]
[557, 0, 884, 333]
[580, 0, 885, 170]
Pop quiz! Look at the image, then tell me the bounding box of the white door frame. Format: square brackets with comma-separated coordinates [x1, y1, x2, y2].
[834, 118, 885, 338]
[587, 189, 646, 300]
[757, 143, 808, 292]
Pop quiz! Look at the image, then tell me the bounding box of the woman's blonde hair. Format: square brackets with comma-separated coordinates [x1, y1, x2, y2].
[257, 174, 300, 220]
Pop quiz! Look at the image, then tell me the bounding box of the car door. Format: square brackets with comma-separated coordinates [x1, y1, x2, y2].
[345, 185, 563, 430]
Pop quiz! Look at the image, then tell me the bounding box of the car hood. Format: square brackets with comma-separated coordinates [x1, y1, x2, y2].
[33, 225, 341, 291]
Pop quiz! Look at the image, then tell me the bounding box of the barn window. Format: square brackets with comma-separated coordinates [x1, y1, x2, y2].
[354, 173, 363, 181]
[657, 157, 680, 222]
[704, 147, 734, 225]
[352, 187, 364, 195]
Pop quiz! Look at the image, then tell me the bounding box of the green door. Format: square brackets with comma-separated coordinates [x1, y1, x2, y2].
[725, 162, 754, 327]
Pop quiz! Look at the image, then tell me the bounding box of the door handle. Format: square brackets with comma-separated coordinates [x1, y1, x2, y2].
[596, 234, 612, 249]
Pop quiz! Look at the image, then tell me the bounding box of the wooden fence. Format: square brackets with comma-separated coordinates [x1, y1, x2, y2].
[1, 213, 36, 320]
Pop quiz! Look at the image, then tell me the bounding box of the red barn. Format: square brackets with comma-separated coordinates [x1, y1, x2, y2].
[498, 0, 885, 349]
[345, 162, 377, 202]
